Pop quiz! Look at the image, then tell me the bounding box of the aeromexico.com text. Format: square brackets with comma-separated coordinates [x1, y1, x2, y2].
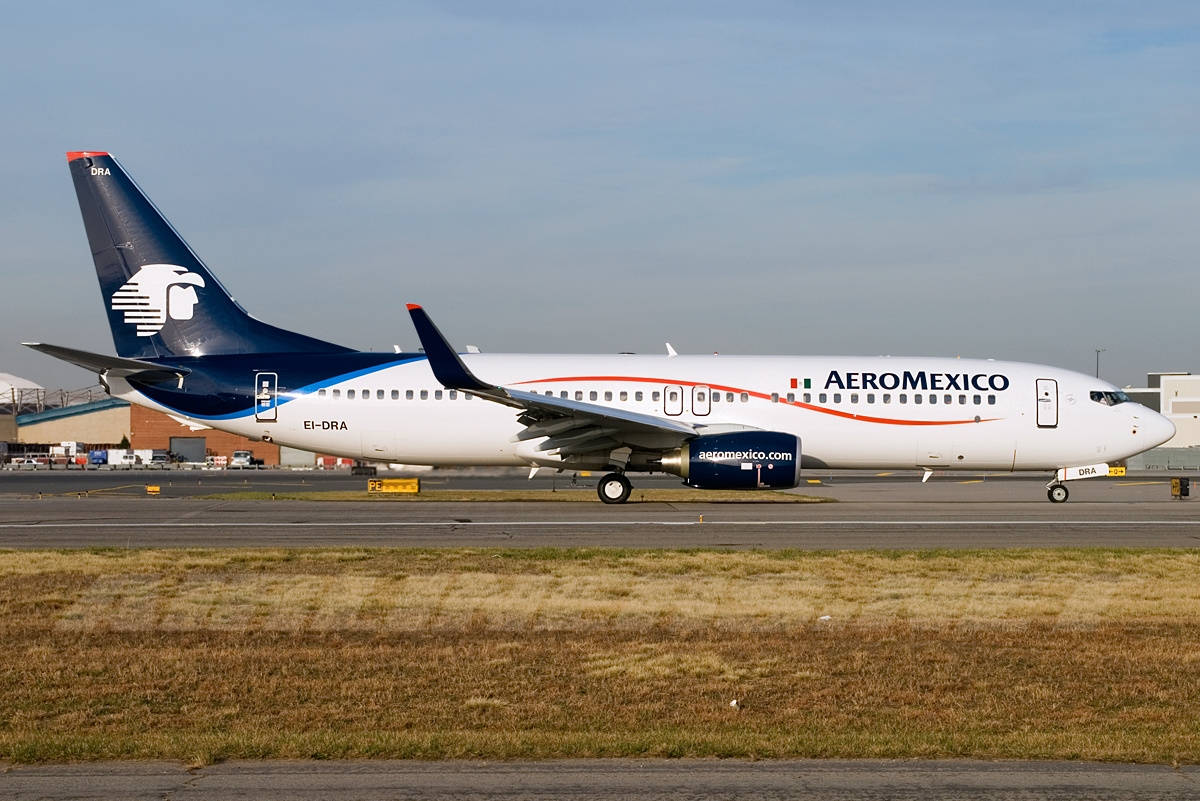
[697, 450, 795, 462]
[824, 371, 1010, 392]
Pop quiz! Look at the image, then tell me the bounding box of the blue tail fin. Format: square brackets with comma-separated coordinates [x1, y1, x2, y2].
[66, 151, 350, 359]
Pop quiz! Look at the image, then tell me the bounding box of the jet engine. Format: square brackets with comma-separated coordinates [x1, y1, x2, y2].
[659, 431, 801, 490]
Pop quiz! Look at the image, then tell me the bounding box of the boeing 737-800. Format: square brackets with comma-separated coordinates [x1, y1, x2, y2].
[26, 152, 1175, 503]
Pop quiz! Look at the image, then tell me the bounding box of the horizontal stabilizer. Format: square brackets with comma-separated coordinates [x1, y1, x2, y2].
[21, 342, 191, 379]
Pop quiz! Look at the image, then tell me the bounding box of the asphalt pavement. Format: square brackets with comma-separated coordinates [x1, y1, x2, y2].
[5, 759, 1200, 800]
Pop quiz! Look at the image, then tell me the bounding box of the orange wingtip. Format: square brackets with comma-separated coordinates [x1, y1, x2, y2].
[405, 303, 422, 311]
[66, 151, 109, 162]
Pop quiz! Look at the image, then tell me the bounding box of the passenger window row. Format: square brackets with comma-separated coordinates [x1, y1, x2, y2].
[312, 387, 996, 407]
[800, 392, 996, 406]
[317, 388, 473, 401]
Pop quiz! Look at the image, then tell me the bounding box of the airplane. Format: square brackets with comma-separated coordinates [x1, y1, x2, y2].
[25, 151, 1176, 504]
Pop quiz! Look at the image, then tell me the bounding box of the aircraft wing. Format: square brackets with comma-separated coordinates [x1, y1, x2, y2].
[22, 342, 191, 381]
[406, 305, 697, 462]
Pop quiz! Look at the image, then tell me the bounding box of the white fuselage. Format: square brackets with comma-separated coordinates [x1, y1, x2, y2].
[113, 353, 1175, 472]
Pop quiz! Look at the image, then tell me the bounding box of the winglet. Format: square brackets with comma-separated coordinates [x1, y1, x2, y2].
[406, 305, 494, 393]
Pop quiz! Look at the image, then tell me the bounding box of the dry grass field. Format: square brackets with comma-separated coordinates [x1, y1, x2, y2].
[2, 548, 1199, 764]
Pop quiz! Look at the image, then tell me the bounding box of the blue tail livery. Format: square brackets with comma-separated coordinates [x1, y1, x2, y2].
[66, 151, 349, 359]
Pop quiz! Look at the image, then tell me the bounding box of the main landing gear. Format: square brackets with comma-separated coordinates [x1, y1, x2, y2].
[598, 472, 632, 504]
[1046, 484, 1069, 504]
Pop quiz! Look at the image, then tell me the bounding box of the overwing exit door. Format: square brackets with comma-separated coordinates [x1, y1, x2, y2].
[255, 372, 278, 422]
[1036, 378, 1058, 428]
[664, 385, 684, 416]
[692, 385, 711, 416]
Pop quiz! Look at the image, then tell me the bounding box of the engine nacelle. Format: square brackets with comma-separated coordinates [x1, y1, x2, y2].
[659, 431, 801, 490]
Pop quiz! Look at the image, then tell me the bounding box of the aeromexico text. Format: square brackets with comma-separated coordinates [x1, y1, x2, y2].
[824, 371, 1010, 392]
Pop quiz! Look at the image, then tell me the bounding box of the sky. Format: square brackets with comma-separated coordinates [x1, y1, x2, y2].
[2, 1, 1198, 389]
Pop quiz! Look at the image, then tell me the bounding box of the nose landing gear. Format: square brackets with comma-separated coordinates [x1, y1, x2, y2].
[598, 473, 632, 504]
[1046, 484, 1069, 503]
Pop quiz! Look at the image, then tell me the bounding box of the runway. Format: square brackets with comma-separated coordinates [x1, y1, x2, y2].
[0, 492, 1197, 548]
[5, 759, 1198, 800]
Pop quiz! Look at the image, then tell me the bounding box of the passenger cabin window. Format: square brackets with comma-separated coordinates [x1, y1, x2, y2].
[899, 394, 908, 404]
[833, 393, 842, 404]
[575, 391, 583, 400]
[818, 393, 827, 403]
[914, 394, 922, 404]
[377, 390, 385, 399]
[619, 391, 628, 401]
[391, 390, 399, 400]
[420, 390, 429, 400]
[653, 391, 662, 401]
[866, 393, 875, 404]
[590, 391, 599, 401]
[959, 394, 966, 404]
[973, 394, 982, 404]
[318, 389, 327, 398]
[406, 390, 414, 400]
[347, 390, 356, 399]
[559, 391, 567, 399]
[725, 392, 734, 402]
[667, 390, 678, 402]
[882, 393, 891, 403]
[786, 393, 795, 403]
[635, 391, 644, 401]
[449, 390, 458, 400]
[712, 392, 721, 403]
[332, 389, 341, 399]
[771, 392, 779, 403]
[850, 393, 859, 404]
[604, 391, 613, 401]
[943, 394, 951, 405]
[803, 393, 811, 403]
[434, 390, 443, 400]
[987, 394, 996, 405]
[740, 392, 749, 403]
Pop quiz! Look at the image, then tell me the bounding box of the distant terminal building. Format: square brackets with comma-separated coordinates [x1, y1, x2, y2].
[16, 398, 131, 445]
[1, 372, 287, 465]
[1123, 372, 1200, 469]
[128, 404, 280, 466]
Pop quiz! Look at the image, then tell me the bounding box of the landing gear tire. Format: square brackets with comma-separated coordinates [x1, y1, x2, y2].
[598, 473, 632, 504]
[1047, 484, 1069, 503]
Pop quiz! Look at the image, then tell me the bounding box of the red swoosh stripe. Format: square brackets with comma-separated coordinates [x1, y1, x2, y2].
[513, 375, 1000, 427]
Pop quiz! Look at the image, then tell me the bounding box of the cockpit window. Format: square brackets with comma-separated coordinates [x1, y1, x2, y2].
[1090, 390, 1132, 406]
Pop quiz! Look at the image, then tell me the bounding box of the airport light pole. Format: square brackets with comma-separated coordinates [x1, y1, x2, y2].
[1095, 348, 1106, 379]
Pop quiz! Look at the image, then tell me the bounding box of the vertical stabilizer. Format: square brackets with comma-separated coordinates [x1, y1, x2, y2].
[67, 151, 349, 358]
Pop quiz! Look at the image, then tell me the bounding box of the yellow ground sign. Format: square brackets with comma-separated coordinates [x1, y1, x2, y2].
[367, 478, 420, 494]
[1107, 466, 1127, 477]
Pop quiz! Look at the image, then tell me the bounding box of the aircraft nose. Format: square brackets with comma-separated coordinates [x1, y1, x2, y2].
[1138, 409, 1176, 449]
[1147, 410, 1176, 448]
